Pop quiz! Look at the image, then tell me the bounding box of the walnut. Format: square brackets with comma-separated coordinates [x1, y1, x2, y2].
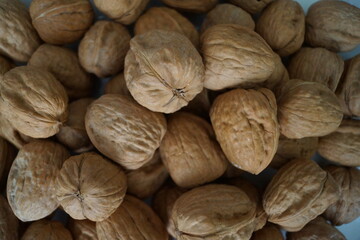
[323, 166, 360, 225]
[288, 47, 344, 91]
[22, 220, 72, 240]
[104, 73, 131, 96]
[56, 152, 127, 222]
[56, 98, 94, 153]
[135, 7, 199, 47]
[171, 184, 257, 239]
[6, 141, 70, 222]
[287, 216, 346, 240]
[69, 219, 98, 240]
[263, 158, 340, 231]
[28, 44, 93, 99]
[229, 0, 274, 14]
[0, 138, 16, 186]
[277, 79, 343, 139]
[0, 66, 68, 138]
[201, 24, 276, 90]
[96, 195, 168, 240]
[124, 30, 204, 113]
[261, 54, 289, 96]
[256, 0, 305, 56]
[0, 0, 41, 62]
[30, 0, 94, 45]
[251, 224, 283, 240]
[126, 150, 169, 199]
[305, 1, 360, 52]
[85, 94, 167, 170]
[0, 195, 18, 240]
[201, 4, 255, 33]
[0, 56, 13, 75]
[161, 0, 217, 13]
[210, 88, 279, 174]
[160, 112, 227, 188]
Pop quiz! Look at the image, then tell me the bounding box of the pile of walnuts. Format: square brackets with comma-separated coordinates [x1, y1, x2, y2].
[0, 0, 360, 239]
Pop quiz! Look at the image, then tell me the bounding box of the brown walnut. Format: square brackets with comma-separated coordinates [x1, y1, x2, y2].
[0, 56, 13, 75]
[161, 0, 217, 13]
[229, 0, 274, 14]
[69, 219, 98, 240]
[104, 73, 131, 97]
[22, 220, 72, 240]
[251, 224, 283, 240]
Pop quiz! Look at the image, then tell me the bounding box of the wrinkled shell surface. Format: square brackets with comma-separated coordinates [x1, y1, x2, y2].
[0, 56, 12, 75]
[201, 24, 276, 90]
[135, 7, 199, 47]
[288, 47, 344, 91]
[0, 66, 68, 138]
[305, 1, 360, 52]
[171, 184, 257, 240]
[30, 0, 94, 45]
[0, 0, 41, 62]
[125, 30, 204, 113]
[210, 88, 279, 174]
[160, 112, 228, 188]
[22, 220, 72, 240]
[6, 141, 70, 222]
[85, 94, 167, 170]
[277, 79, 343, 139]
[56, 152, 127, 222]
[161, 0, 217, 12]
[104, 73, 131, 96]
[79, 21, 131, 78]
[263, 158, 340, 232]
[96, 195, 168, 240]
[251, 224, 283, 240]
[229, 0, 274, 14]
[28, 44, 93, 99]
[0, 195, 18, 240]
[69, 219, 98, 240]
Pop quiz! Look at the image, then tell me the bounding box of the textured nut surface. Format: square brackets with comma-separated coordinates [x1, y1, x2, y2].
[251, 224, 283, 240]
[201, 4, 255, 33]
[28, 44, 93, 99]
[171, 184, 257, 240]
[94, 0, 149, 25]
[288, 47, 344, 91]
[135, 7, 199, 47]
[0, 0, 41, 62]
[96, 195, 168, 240]
[69, 219, 98, 240]
[22, 220, 72, 240]
[104, 73, 131, 96]
[79, 21, 131, 78]
[0, 66, 68, 138]
[125, 30, 204, 113]
[287, 216, 346, 240]
[324, 166, 360, 225]
[56, 98, 94, 153]
[161, 0, 217, 13]
[201, 24, 276, 90]
[0, 56, 12, 75]
[6, 141, 70, 222]
[0, 195, 18, 240]
[277, 79, 343, 139]
[85, 94, 167, 170]
[210, 88, 279, 174]
[30, 0, 94, 45]
[160, 112, 228, 188]
[263, 158, 340, 232]
[229, 0, 274, 14]
[305, 1, 360, 52]
[56, 152, 127, 222]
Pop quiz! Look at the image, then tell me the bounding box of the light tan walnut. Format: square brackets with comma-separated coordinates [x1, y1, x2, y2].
[0, 195, 18, 240]
[22, 220, 72, 240]
[229, 0, 274, 14]
[161, 0, 217, 13]
[69, 219, 98, 240]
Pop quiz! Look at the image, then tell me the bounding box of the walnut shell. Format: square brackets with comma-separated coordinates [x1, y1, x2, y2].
[171, 184, 257, 239]
[305, 1, 360, 52]
[0, 195, 18, 240]
[263, 158, 340, 232]
[30, 0, 94, 45]
[251, 224, 283, 240]
[85, 94, 167, 170]
[277, 79, 343, 139]
[201, 4, 255, 33]
[0, 56, 12, 75]
[161, 0, 217, 13]
[6, 140, 70, 222]
[160, 112, 228, 188]
[287, 216, 345, 240]
[125, 30, 204, 113]
[96, 195, 168, 240]
[229, 0, 274, 14]
[201, 24, 276, 90]
[56, 98, 94, 153]
[22, 220, 72, 240]
[0, 66, 68, 138]
[126, 150, 169, 199]
[210, 88, 279, 175]
[56, 152, 127, 222]
[69, 219, 98, 240]
[104, 73, 131, 96]
[0, 0, 41, 62]
[0, 138, 16, 186]
[288, 47, 344, 92]
[79, 21, 131, 78]
[135, 7, 199, 47]
[28, 44, 93, 99]
[324, 166, 360, 225]
[336, 54, 360, 117]
[256, 0, 305, 57]
[261, 54, 289, 96]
